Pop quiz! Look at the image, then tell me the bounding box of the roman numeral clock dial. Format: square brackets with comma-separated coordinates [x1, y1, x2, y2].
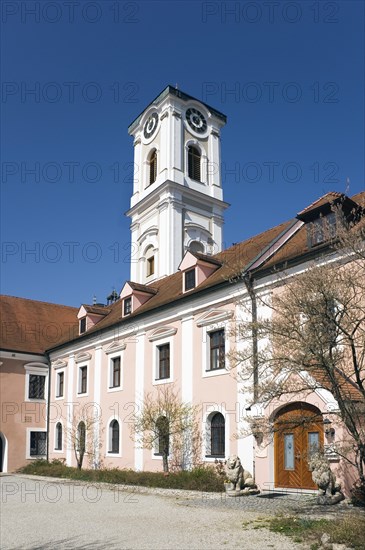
[143, 112, 159, 139]
[186, 107, 207, 134]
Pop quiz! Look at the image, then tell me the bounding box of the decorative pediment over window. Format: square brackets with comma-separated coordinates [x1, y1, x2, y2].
[75, 351, 92, 363]
[104, 341, 126, 354]
[196, 309, 233, 328]
[148, 326, 178, 342]
[52, 359, 68, 369]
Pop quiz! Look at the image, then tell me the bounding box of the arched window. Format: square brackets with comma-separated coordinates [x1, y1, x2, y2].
[188, 145, 201, 181]
[149, 149, 157, 186]
[210, 412, 225, 457]
[109, 420, 120, 454]
[188, 240, 205, 254]
[145, 245, 155, 278]
[156, 416, 169, 456]
[77, 421, 86, 453]
[55, 422, 62, 451]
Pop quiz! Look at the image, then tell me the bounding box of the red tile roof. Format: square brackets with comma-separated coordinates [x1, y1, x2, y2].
[0, 295, 78, 354]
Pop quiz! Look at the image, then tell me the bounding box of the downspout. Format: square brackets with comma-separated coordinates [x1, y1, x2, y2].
[243, 272, 258, 401]
[46, 355, 51, 462]
[243, 272, 258, 483]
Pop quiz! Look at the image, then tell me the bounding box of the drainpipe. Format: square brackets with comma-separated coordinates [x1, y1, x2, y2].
[242, 272, 259, 484]
[243, 273, 258, 401]
[46, 355, 51, 462]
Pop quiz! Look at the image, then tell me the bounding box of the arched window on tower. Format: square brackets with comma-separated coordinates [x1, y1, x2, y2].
[188, 241, 205, 254]
[145, 245, 155, 278]
[148, 149, 157, 186]
[188, 145, 201, 182]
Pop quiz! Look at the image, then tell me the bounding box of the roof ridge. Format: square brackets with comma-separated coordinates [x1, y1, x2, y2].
[0, 294, 78, 310]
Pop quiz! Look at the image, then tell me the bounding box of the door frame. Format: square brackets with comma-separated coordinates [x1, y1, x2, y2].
[0, 432, 8, 473]
[273, 402, 324, 490]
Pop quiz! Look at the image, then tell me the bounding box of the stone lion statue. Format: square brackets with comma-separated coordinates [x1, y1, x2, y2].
[308, 452, 344, 504]
[225, 455, 256, 491]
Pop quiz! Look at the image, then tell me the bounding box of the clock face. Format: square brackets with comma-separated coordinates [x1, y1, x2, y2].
[143, 112, 159, 139]
[186, 107, 207, 134]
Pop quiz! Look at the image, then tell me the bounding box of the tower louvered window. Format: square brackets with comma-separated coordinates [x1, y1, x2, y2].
[149, 149, 157, 186]
[188, 146, 201, 181]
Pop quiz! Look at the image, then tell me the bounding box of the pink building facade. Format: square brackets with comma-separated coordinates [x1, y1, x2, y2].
[2, 88, 364, 497]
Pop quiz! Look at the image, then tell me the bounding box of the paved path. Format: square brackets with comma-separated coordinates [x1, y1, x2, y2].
[1, 474, 308, 550]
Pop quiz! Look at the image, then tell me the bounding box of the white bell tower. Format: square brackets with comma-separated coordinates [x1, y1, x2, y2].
[126, 86, 228, 284]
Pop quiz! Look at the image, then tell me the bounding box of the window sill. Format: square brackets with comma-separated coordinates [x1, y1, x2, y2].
[202, 368, 228, 379]
[205, 455, 225, 459]
[26, 397, 46, 402]
[108, 386, 122, 393]
[205, 367, 225, 372]
[153, 377, 173, 385]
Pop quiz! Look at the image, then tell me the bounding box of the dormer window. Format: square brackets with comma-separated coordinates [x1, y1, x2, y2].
[188, 145, 201, 181]
[79, 317, 86, 334]
[124, 297, 132, 316]
[307, 212, 337, 248]
[149, 149, 157, 186]
[185, 269, 196, 291]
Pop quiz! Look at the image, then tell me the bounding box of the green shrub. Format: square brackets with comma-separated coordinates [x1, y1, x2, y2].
[19, 461, 224, 492]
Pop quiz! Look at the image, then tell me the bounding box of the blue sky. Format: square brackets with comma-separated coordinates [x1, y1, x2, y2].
[1, 0, 364, 307]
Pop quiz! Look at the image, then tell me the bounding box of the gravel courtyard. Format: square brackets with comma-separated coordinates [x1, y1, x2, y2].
[1, 474, 313, 550]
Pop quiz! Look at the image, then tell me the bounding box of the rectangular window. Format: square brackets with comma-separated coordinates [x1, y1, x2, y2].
[308, 432, 320, 458]
[28, 374, 46, 399]
[209, 330, 225, 370]
[80, 317, 86, 334]
[30, 431, 47, 457]
[124, 297, 132, 316]
[79, 366, 87, 394]
[157, 344, 170, 380]
[110, 357, 121, 388]
[185, 269, 196, 291]
[284, 433, 295, 470]
[307, 213, 337, 248]
[56, 372, 64, 398]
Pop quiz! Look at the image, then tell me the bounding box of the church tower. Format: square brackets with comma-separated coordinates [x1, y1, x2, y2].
[127, 86, 228, 284]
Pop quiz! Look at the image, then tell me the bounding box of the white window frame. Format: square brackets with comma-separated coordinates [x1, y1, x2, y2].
[55, 369, 65, 400]
[202, 406, 230, 462]
[107, 352, 123, 393]
[24, 363, 48, 402]
[54, 421, 64, 453]
[184, 267, 196, 292]
[26, 428, 47, 459]
[152, 336, 174, 385]
[77, 364, 89, 396]
[105, 415, 122, 457]
[201, 323, 230, 378]
[185, 139, 207, 185]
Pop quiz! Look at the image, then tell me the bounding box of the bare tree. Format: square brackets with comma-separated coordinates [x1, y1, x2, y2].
[228, 222, 365, 493]
[130, 385, 200, 473]
[66, 404, 103, 470]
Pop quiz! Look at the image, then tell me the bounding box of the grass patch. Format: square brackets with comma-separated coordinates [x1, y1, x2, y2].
[19, 459, 225, 492]
[268, 515, 365, 550]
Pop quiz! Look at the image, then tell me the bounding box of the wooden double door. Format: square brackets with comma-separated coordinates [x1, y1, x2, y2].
[274, 403, 324, 489]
